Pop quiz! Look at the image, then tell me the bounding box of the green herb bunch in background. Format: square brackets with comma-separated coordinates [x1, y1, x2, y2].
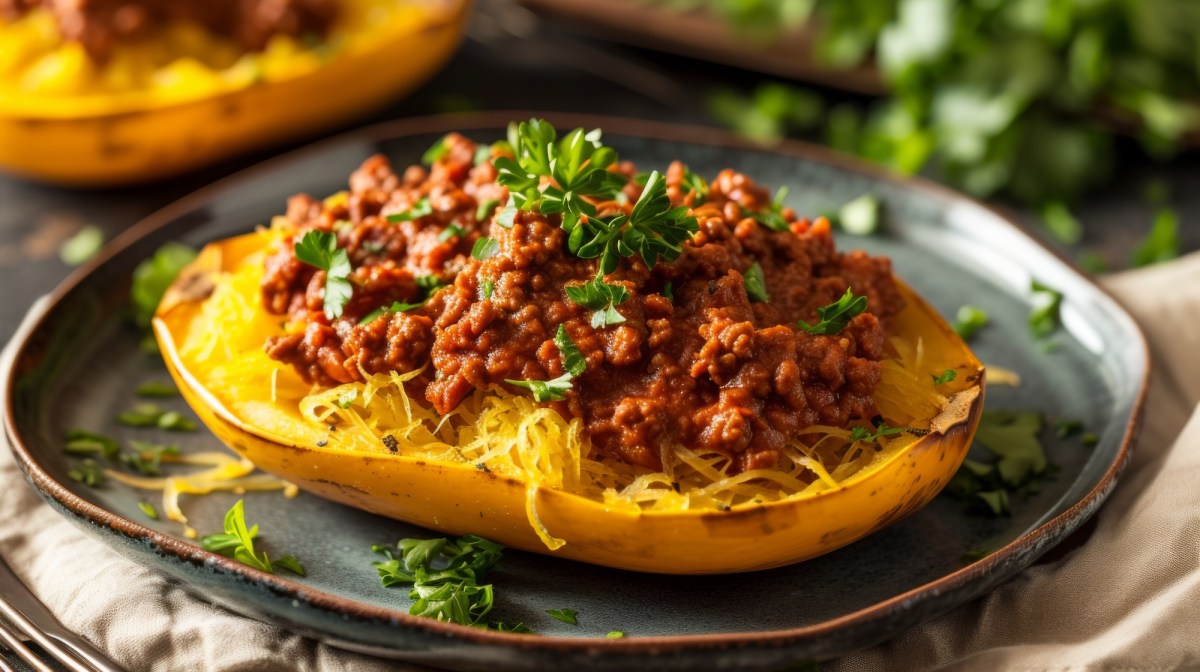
[699, 0, 1197, 255]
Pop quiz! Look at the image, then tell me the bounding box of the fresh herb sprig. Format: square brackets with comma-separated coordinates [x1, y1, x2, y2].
[372, 534, 505, 627]
[294, 230, 353, 320]
[565, 279, 629, 328]
[797, 288, 868, 335]
[505, 325, 586, 402]
[201, 499, 305, 576]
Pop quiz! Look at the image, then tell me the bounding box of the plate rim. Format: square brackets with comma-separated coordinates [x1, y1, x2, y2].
[2, 111, 1150, 654]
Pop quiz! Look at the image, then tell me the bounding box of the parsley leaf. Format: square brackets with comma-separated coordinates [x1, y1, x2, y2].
[372, 534, 505, 626]
[359, 300, 424, 327]
[476, 198, 500, 223]
[1131, 207, 1180, 268]
[953, 305, 989, 340]
[849, 423, 904, 443]
[479, 279, 495, 300]
[493, 621, 535, 634]
[933, 369, 957, 385]
[1029, 280, 1063, 339]
[122, 440, 180, 476]
[621, 170, 700, 269]
[136, 381, 177, 398]
[422, 137, 448, 165]
[565, 278, 629, 328]
[472, 237, 500, 261]
[437, 223, 464, 243]
[65, 429, 120, 461]
[131, 243, 197, 328]
[662, 282, 674, 303]
[294, 230, 353, 320]
[554, 324, 586, 377]
[681, 166, 709, 205]
[546, 608, 578, 625]
[797, 288, 867, 335]
[505, 375, 573, 402]
[837, 193, 881, 235]
[201, 499, 305, 576]
[742, 262, 769, 302]
[138, 501, 159, 520]
[386, 198, 434, 224]
[753, 187, 791, 232]
[606, 630, 625, 639]
[67, 459, 105, 487]
[115, 402, 197, 431]
[59, 225, 104, 266]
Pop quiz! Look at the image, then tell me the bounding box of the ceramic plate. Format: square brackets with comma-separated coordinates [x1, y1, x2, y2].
[4, 114, 1147, 670]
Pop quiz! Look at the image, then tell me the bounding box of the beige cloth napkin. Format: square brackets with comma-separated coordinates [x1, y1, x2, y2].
[2, 254, 1199, 672]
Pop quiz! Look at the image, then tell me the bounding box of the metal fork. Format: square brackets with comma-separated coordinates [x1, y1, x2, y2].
[0, 555, 124, 672]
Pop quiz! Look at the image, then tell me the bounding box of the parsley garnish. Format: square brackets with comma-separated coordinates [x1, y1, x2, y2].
[138, 501, 159, 520]
[662, 281, 674, 303]
[620, 170, 700, 269]
[422, 137, 448, 165]
[1131, 207, 1180, 267]
[681, 166, 709, 205]
[479, 279, 495, 300]
[849, 423, 904, 443]
[953, 305, 989, 340]
[497, 120, 624, 236]
[554, 324, 586, 376]
[359, 300, 424, 327]
[131, 243, 197, 328]
[494, 622, 534, 634]
[136, 381, 177, 397]
[546, 608, 578, 625]
[200, 499, 305, 576]
[565, 278, 629, 328]
[59, 225, 104, 266]
[606, 630, 625, 639]
[948, 411, 1054, 516]
[471, 237, 500, 261]
[753, 187, 790, 232]
[372, 534, 504, 626]
[294, 230, 353, 320]
[933, 369, 957, 385]
[386, 198, 434, 224]
[65, 429, 120, 460]
[437, 223, 464, 242]
[797, 288, 867, 335]
[1056, 419, 1083, 438]
[67, 459, 105, 487]
[121, 440, 180, 476]
[1029, 280, 1063, 339]
[116, 403, 197, 431]
[837, 193, 881, 236]
[506, 326, 585, 402]
[742, 262, 769, 302]
[476, 198, 500, 223]
[495, 199, 518, 229]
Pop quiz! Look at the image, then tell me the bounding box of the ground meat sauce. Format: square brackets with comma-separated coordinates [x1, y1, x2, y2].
[2, 0, 337, 60]
[262, 134, 905, 473]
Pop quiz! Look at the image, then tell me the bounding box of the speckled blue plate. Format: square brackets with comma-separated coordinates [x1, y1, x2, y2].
[3, 114, 1147, 670]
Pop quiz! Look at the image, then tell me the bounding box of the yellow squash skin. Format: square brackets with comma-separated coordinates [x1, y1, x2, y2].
[154, 233, 985, 574]
[0, 2, 468, 187]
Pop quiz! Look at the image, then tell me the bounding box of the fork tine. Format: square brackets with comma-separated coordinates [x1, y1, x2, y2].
[0, 619, 55, 672]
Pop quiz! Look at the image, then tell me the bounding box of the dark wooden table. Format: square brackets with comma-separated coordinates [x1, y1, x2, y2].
[2, 3, 1197, 346]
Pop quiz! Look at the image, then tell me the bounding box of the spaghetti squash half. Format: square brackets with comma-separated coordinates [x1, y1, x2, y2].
[154, 122, 983, 574]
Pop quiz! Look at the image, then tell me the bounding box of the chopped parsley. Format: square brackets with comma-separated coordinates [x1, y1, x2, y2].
[136, 381, 178, 398]
[753, 187, 790, 232]
[437, 223, 464, 242]
[953, 305, 989, 340]
[294, 230, 353, 320]
[471, 237, 500, 261]
[933, 369, 957, 385]
[372, 534, 505, 627]
[386, 198, 434, 224]
[59, 225, 104, 266]
[947, 411, 1054, 516]
[565, 278, 629, 329]
[554, 325, 587, 377]
[495, 199, 519, 229]
[64, 429, 120, 460]
[1083, 433, 1099, 448]
[1029, 279, 1063, 339]
[742, 262, 769, 303]
[606, 630, 626, 639]
[681, 166, 709, 205]
[837, 193, 881, 236]
[1131, 207, 1180, 268]
[131, 243, 197, 328]
[138, 501, 159, 520]
[115, 403, 197, 431]
[67, 459, 105, 487]
[1040, 202, 1083, 245]
[662, 281, 674, 303]
[576, 170, 699, 273]
[476, 198, 500, 223]
[849, 423, 904, 444]
[546, 608, 578, 625]
[200, 499, 305, 576]
[479, 279, 495, 300]
[493, 622, 534, 634]
[359, 300, 424, 327]
[1056, 419, 1083, 438]
[422, 136, 449, 165]
[506, 375, 572, 403]
[121, 441, 180, 476]
[797, 288, 867, 335]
